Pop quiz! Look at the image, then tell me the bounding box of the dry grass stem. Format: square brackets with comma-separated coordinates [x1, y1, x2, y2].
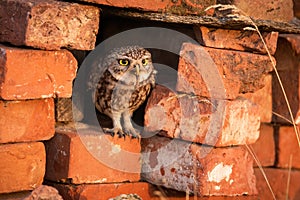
[245, 144, 276, 200]
[206, 4, 300, 148]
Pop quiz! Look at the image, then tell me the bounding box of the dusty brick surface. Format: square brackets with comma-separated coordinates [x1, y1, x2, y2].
[78, 0, 216, 15]
[0, 185, 62, 200]
[0, 0, 99, 50]
[217, 0, 294, 22]
[241, 75, 272, 123]
[48, 181, 259, 200]
[255, 168, 300, 200]
[194, 26, 278, 55]
[250, 124, 275, 167]
[45, 124, 141, 184]
[24, 185, 63, 200]
[0, 142, 46, 194]
[176, 43, 274, 100]
[49, 182, 154, 200]
[145, 85, 260, 147]
[0, 99, 54, 144]
[0, 45, 77, 100]
[142, 136, 257, 196]
[276, 126, 300, 169]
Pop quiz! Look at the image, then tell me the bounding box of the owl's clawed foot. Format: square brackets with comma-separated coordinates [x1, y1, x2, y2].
[124, 127, 141, 140]
[103, 127, 126, 138]
[103, 127, 140, 139]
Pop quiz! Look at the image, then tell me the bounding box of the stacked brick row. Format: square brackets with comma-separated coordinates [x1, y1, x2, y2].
[142, 26, 277, 197]
[250, 34, 300, 200]
[0, 0, 99, 198]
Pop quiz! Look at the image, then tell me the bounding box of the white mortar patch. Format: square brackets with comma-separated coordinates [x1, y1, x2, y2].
[208, 162, 233, 183]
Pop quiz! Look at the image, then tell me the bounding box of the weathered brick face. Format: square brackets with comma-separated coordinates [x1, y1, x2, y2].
[0, 142, 46, 193]
[142, 136, 257, 196]
[0, 0, 100, 50]
[0, 45, 77, 100]
[77, 0, 217, 15]
[176, 43, 274, 99]
[45, 125, 141, 184]
[145, 85, 260, 146]
[0, 99, 55, 144]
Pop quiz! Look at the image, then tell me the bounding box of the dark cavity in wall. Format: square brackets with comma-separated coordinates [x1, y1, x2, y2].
[79, 10, 198, 128]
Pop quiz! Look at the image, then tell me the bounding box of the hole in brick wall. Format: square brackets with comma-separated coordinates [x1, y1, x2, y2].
[73, 13, 198, 129]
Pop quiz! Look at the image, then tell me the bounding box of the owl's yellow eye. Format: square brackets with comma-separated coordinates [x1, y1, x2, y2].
[118, 59, 130, 66]
[142, 59, 148, 66]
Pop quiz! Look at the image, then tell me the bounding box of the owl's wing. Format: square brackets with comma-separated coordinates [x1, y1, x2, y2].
[87, 57, 106, 91]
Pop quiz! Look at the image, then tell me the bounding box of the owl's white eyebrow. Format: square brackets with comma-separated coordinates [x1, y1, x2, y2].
[142, 55, 151, 59]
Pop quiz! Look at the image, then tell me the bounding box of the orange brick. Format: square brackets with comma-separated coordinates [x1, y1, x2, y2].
[0, 45, 77, 100]
[0, 99, 54, 144]
[276, 126, 300, 169]
[250, 124, 275, 167]
[48, 181, 259, 200]
[255, 168, 300, 200]
[272, 34, 300, 124]
[194, 26, 278, 55]
[218, 0, 294, 22]
[0, 0, 99, 50]
[0, 142, 46, 194]
[142, 136, 257, 196]
[77, 0, 216, 15]
[241, 75, 272, 123]
[49, 182, 152, 200]
[45, 125, 141, 184]
[145, 85, 260, 147]
[176, 42, 274, 100]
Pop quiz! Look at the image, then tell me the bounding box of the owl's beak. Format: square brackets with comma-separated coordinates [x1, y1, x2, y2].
[135, 64, 140, 76]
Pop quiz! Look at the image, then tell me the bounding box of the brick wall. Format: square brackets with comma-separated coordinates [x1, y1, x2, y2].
[0, 0, 299, 200]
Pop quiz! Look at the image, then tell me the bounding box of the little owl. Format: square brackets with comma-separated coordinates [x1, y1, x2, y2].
[88, 46, 156, 138]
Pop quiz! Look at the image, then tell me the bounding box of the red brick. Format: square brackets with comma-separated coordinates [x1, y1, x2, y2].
[276, 126, 300, 169]
[0, 185, 62, 200]
[0, 99, 54, 144]
[241, 75, 272, 123]
[176, 43, 274, 100]
[49, 182, 153, 200]
[48, 182, 259, 200]
[274, 34, 300, 71]
[45, 125, 141, 184]
[272, 35, 300, 124]
[0, 142, 46, 194]
[142, 136, 257, 196]
[0, 45, 77, 100]
[145, 85, 260, 147]
[78, 0, 216, 15]
[254, 168, 300, 200]
[250, 124, 275, 167]
[0, 191, 32, 200]
[0, 0, 99, 50]
[194, 26, 278, 55]
[24, 185, 63, 200]
[218, 0, 294, 22]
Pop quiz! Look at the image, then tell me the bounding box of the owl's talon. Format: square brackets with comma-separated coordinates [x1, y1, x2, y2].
[103, 127, 126, 138]
[124, 128, 140, 140]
